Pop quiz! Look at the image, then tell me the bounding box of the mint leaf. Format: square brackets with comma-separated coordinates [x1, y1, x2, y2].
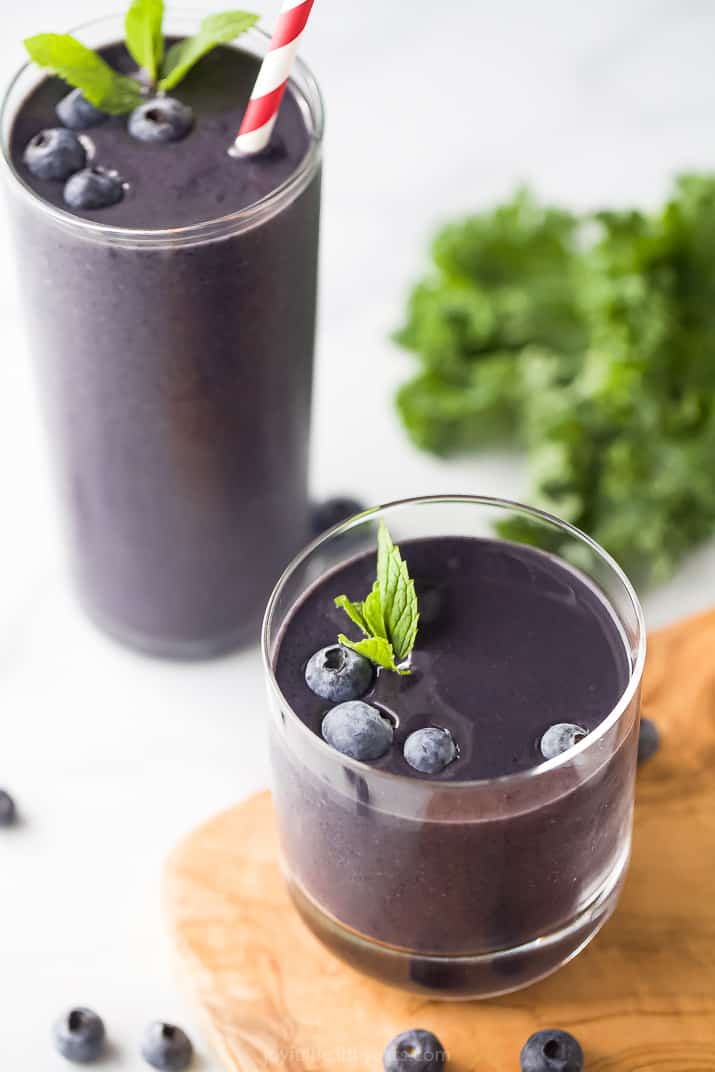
[159, 10, 258, 91]
[24, 34, 143, 114]
[376, 522, 419, 661]
[338, 634, 405, 675]
[335, 522, 420, 674]
[362, 582, 387, 640]
[125, 0, 164, 83]
[334, 595, 368, 635]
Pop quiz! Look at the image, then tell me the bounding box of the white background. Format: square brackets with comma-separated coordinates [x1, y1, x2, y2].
[1, 1, 715, 1066]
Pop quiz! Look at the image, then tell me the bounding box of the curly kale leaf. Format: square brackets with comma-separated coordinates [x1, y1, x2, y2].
[395, 177, 715, 584]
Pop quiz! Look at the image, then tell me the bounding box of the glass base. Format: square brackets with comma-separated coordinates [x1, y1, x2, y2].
[286, 848, 630, 1000]
[79, 595, 258, 661]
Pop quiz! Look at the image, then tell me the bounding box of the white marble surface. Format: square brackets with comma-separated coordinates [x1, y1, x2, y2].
[2, 0, 715, 1065]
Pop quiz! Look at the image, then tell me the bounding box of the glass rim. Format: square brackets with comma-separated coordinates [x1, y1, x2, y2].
[261, 493, 647, 792]
[0, 10, 325, 248]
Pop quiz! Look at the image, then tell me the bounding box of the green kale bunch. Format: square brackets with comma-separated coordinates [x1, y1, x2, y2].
[395, 179, 715, 585]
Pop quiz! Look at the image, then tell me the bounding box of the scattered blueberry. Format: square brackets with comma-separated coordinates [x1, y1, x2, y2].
[637, 716, 660, 765]
[311, 496, 365, 536]
[539, 723, 587, 760]
[56, 89, 108, 130]
[141, 1022, 193, 1071]
[64, 167, 124, 210]
[383, 1029, 447, 1072]
[322, 701, 393, 761]
[53, 1008, 106, 1063]
[403, 727, 456, 774]
[305, 644, 374, 702]
[128, 98, 194, 143]
[23, 128, 87, 180]
[520, 1028, 583, 1072]
[0, 789, 16, 826]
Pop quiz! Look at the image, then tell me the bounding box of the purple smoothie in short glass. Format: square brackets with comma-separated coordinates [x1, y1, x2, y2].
[1, 20, 323, 657]
[264, 502, 643, 998]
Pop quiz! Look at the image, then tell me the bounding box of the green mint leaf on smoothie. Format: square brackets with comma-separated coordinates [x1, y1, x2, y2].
[158, 11, 259, 91]
[125, 0, 165, 83]
[334, 595, 369, 635]
[338, 634, 402, 675]
[376, 521, 419, 662]
[334, 522, 419, 674]
[24, 34, 144, 114]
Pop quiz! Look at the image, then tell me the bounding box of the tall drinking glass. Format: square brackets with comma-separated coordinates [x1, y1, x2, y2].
[262, 496, 645, 998]
[1, 14, 323, 658]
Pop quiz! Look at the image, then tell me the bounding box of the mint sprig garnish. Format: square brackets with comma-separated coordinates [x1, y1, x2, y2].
[335, 522, 420, 674]
[159, 12, 259, 91]
[23, 0, 258, 115]
[125, 0, 165, 84]
[23, 35, 144, 115]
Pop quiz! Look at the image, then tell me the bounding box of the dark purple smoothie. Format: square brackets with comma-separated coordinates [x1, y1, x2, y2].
[4, 38, 321, 656]
[271, 536, 639, 995]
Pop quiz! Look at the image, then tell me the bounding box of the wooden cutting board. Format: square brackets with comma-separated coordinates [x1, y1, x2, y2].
[163, 610, 715, 1072]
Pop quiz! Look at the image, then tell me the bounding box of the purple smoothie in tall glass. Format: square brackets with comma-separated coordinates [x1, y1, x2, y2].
[1, 20, 322, 657]
[264, 500, 644, 997]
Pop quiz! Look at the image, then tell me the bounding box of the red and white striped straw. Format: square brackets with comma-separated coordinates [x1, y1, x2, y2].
[234, 0, 316, 156]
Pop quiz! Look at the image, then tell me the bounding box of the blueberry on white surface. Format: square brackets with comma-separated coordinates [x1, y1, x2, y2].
[128, 98, 194, 143]
[64, 167, 124, 210]
[520, 1028, 583, 1072]
[53, 1007, 106, 1063]
[539, 723, 587, 760]
[311, 496, 365, 536]
[141, 1022, 193, 1071]
[305, 644, 374, 702]
[0, 788, 16, 826]
[322, 701, 393, 761]
[56, 89, 109, 130]
[403, 727, 456, 774]
[23, 128, 87, 180]
[637, 716, 660, 765]
[383, 1029, 447, 1072]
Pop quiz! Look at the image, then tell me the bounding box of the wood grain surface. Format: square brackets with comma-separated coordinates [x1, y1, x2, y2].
[163, 610, 715, 1072]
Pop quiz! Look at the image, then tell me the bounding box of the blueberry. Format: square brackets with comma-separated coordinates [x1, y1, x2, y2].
[403, 727, 456, 774]
[64, 167, 124, 211]
[128, 98, 193, 143]
[637, 716, 660, 765]
[56, 89, 108, 130]
[539, 723, 587, 760]
[0, 789, 16, 826]
[53, 1007, 106, 1063]
[322, 701, 393, 761]
[141, 1022, 193, 1071]
[305, 644, 374, 702]
[312, 497, 365, 536]
[383, 1029, 446, 1072]
[520, 1028, 583, 1072]
[23, 128, 86, 180]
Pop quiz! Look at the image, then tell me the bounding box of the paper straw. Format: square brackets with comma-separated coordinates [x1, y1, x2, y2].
[233, 0, 316, 156]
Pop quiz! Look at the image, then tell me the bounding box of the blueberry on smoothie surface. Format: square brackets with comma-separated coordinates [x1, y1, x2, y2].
[321, 701, 393, 761]
[128, 98, 194, 143]
[539, 722, 588, 760]
[520, 1029, 583, 1072]
[403, 727, 456, 774]
[53, 1007, 106, 1063]
[56, 89, 109, 130]
[141, 1021, 193, 1071]
[64, 168, 124, 210]
[305, 644, 374, 702]
[23, 128, 86, 180]
[383, 1029, 447, 1072]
